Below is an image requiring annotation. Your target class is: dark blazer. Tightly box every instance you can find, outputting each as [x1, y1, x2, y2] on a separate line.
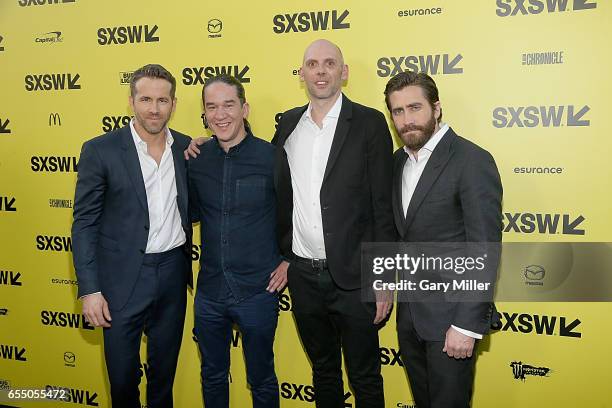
[72, 125, 192, 311]
[394, 127, 503, 340]
[272, 94, 396, 290]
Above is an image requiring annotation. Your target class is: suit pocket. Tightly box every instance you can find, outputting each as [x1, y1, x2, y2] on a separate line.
[98, 234, 119, 252]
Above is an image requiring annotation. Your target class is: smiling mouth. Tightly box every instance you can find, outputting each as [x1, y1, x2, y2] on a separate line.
[216, 122, 230, 129]
[315, 81, 328, 86]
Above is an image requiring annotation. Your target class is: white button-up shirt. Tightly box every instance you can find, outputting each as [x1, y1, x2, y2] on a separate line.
[130, 120, 185, 254]
[284, 94, 343, 259]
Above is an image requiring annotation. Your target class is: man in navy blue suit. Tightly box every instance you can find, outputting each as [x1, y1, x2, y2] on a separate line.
[72, 64, 192, 408]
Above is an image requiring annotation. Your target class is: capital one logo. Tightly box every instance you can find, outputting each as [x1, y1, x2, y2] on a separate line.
[492, 105, 590, 127]
[503, 212, 585, 235]
[273, 9, 350, 33]
[496, 0, 596, 16]
[182, 65, 250, 85]
[97, 24, 159, 45]
[377, 54, 463, 77]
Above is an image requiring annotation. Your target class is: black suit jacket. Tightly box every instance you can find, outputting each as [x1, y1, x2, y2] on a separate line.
[72, 125, 192, 311]
[394, 127, 502, 340]
[272, 94, 396, 289]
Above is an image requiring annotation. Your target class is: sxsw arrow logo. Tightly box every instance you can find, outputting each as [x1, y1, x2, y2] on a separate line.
[496, 0, 596, 16]
[492, 105, 590, 128]
[0, 196, 16, 211]
[377, 54, 463, 77]
[344, 391, 353, 407]
[0, 118, 10, 133]
[503, 212, 585, 235]
[0, 271, 22, 286]
[24, 73, 81, 91]
[0, 35, 4, 52]
[0, 344, 27, 361]
[273, 9, 350, 33]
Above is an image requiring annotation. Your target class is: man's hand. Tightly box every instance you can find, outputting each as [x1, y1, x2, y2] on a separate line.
[184, 137, 210, 159]
[82, 293, 112, 328]
[443, 326, 475, 359]
[267, 261, 289, 293]
[373, 289, 393, 324]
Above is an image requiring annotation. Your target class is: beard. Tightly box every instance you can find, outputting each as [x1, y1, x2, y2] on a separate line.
[399, 113, 437, 151]
[135, 114, 170, 136]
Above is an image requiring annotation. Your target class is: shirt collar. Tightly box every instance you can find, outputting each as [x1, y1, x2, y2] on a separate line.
[403, 122, 449, 158]
[129, 119, 173, 150]
[304, 93, 343, 122]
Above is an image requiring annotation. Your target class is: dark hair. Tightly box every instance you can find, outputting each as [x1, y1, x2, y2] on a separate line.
[202, 75, 250, 130]
[130, 64, 176, 99]
[384, 71, 442, 122]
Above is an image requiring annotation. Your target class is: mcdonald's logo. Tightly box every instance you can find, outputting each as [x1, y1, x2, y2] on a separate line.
[49, 112, 61, 126]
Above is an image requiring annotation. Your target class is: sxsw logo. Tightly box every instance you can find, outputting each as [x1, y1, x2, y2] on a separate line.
[49, 112, 61, 126]
[496, 0, 596, 16]
[102, 115, 131, 132]
[0, 35, 5, 52]
[36, 235, 73, 251]
[191, 244, 202, 261]
[380, 347, 403, 367]
[491, 312, 582, 338]
[35, 31, 63, 44]
[182, 65, 251, 85]
[45, 385, 99, 406]
[97, 24, 159, 45]
[492, 105, 590, 127]
[0, 270, 22, 286]
[41, 310, 94, 330]
[377, 54, 463, 77]
[25, 73, 81, 91]
[502, 212, 585, 235]
[0, 344, 26, 361]
[0, 117, 11, 133]
[273, 9, 350, 33]
[31, 156, 78, 172]
[18, 0, 76, 6]
[0, 196, 16, 212]
[279, 293, 292, 312]
[280, 382, 352, 406]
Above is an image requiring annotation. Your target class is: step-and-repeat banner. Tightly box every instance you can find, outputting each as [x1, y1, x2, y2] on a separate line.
[1, 1, 610, 407]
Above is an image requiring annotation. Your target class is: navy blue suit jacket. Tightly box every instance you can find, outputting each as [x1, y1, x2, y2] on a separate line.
[71, 125, 192, 311]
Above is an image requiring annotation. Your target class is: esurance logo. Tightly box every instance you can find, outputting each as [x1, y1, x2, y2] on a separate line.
[377, 54, 463, 77]
[492, 105, 590, 127]
[31, 156, 78, 172]
[35, 31, 63, 44]
[492, 312, 582, 338]
[25, 73, 81, 91]
[41, 310, 94, 330]
[182, 65, 250, 85]
[496, 0, 596, 17]
[97, 24, 159, 45]
[502, 212, 585, 235]
[18, 0, 76, 6]
[36, 235, 72, 252]
[273, 9, 350, 33]
[510, 361, 551, 381]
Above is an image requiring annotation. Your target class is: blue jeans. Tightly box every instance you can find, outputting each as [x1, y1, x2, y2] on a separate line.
[194, 286, 279, 408]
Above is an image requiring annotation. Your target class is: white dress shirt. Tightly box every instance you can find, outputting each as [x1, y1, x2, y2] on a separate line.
[401, 123, 482, 340]
[284, 94, 343, 259]
[130, 120, 186, 254]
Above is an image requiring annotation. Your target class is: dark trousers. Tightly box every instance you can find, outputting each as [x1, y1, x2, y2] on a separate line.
[103, 247, 188, 408]
[397, 305, 476, 408]
[193, 286, 280, 408]
[288, 261, 384, 408]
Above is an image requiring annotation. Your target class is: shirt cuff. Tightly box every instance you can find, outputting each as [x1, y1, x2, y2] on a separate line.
[80, 291, 101, 299]
[451, 325, 483, 339]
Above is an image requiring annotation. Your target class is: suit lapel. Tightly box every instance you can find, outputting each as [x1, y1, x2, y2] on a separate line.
[322, 94, 352, 184]
[120, 126, 149, 215]
[170, 131, 188, 226]
[403, 129, 455, 231]
[393, 151, 409, 237]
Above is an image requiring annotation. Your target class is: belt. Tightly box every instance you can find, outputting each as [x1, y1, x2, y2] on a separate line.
[292, 255, 328, 271]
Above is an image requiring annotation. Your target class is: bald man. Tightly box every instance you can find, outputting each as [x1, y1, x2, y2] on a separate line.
[271, 39, 396, 408]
